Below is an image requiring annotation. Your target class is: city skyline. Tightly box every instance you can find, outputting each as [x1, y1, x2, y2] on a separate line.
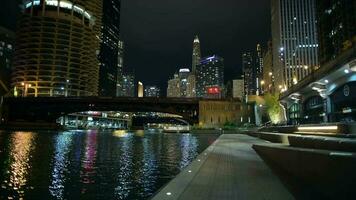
[1, 0, 271, 91]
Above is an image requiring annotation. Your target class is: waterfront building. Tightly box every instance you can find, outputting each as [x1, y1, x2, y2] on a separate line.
[137, 81, 144, 97]
[242, 52, 256, 96]
[271, 0, 319, 92]
[196, 55, 224, 98]
[0, 27, 15, 96]
[12, 0, 103, 97]
[198, 100, 256, 128]
[98, 0, 121, 96]
[145, 86, 160, 97]
[192, 35, 201, 74]
[262, 41, 274, 94]
[280, 0, 356, 124]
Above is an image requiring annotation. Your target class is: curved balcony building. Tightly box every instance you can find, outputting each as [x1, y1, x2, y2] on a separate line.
[12, 0, 102, 97]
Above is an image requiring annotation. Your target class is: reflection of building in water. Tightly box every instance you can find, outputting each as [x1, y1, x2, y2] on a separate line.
[115, 134, 133, 199]
[139, 138, 157, 195]
[5, 132, 36, 199]
[49, 132, 73, 199]
[80, 130, 98, 194]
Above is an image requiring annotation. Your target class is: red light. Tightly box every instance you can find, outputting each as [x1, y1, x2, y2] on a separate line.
[207, 87, 220, 94]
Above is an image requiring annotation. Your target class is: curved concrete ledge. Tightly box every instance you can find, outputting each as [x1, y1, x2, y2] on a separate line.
[253, 144, 356, 199]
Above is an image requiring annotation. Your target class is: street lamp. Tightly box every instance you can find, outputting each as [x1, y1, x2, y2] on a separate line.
[22, 83, 31, 97]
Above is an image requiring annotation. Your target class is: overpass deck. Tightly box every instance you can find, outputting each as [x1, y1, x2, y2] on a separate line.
[152, 134, 293, 200]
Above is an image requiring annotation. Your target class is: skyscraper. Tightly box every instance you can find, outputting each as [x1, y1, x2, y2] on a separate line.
[242, 52, 256, 96]
[179, 68, 190, 97]
[271, 0, 319, 91]
[192, 35, 201, 74]
[98, 0, 121, 96]
[145, 86, 160, 97]
[196, 55, 224, 98]
[256, 44, 263, 95]
[232, 79, 244, 100]
[316, 0, 356, 65]
[0, 27, 15, 96]
[121, 74, 135, 97]
[116, 40, 125, 96]
[137, 81, 143, 97]
[12, 0, 103, 97]
[186, 74, 196, 98]
[262, 41, 275, 94]
[167, 73, 180, 98]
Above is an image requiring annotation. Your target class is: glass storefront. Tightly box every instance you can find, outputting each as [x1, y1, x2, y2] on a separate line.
[330, 82, 356, 123]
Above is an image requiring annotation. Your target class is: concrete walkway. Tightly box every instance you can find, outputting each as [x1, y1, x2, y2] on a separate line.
[152, 134, 293, 200]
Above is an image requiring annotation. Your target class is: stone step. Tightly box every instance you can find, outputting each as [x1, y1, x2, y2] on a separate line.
[253, 143, 356, 199]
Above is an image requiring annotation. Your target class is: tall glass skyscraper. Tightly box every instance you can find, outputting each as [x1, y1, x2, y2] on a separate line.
[12, 0, 103, 97]
[192, 35, 201, 74]
[317, 0, 356, 65]
[256, 44, 263, 95]
[98, 0, 121, 97]
[242, 52, 255, 96]
[196, 55, 224, 98]
[271, 0, 319, 91]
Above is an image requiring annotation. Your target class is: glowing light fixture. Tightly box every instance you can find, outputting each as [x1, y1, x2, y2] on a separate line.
[298, 126, 338, 131]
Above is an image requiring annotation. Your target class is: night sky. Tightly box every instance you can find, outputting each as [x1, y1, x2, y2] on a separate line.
[1, 0, 271, 92]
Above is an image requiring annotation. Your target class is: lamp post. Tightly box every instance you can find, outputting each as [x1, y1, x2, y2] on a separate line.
[21, 82, 31, 97]
[260, 80, 265, 94]
[65, 79, 69, 97]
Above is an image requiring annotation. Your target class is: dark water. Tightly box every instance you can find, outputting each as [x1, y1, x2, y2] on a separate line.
[0, 130, 218, 200]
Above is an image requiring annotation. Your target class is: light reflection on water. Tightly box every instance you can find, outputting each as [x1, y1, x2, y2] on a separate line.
[0, 130, 218, 199]
[1, 132, 36, 200]
[49, 132, 73, 199]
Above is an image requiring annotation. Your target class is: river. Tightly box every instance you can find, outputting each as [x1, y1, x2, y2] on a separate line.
[0, 130, 219, 200]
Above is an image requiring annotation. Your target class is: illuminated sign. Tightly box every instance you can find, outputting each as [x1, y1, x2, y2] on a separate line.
[207, 86, 220, 94]
[179, 68, 190, 73]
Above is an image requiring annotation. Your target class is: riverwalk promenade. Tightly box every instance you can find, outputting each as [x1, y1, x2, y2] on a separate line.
[152, 134, 293, 200]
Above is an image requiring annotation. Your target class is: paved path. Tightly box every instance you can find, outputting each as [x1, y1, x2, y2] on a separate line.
[152, 134, 294, 200]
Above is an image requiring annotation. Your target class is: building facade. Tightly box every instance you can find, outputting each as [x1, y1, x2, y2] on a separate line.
[256, 44, 264, 95]
[12, 0, 103, 97]
[121, 74, 135, 97]
[145, 86, 160, 97]
[317, 0, 356, 65]
[242, 52, 256, 96]
[262, 41, 274, 94]
[232, 79, 244, 100]
[167, 73, 180, 97]
[137, 81, 143, 97]
[98, 0, 121, 96]
[186, 73, 196, 98]
[116, 40, 124, 96]
[196, 55, 224, 98]
[280, 0, 356, 124]
[271, 0, 319, 92]
[192, 35, 201, 74]
[0, 27, 15, 96]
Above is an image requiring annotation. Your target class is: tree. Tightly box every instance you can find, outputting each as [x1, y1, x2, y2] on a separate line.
[264, 93, 284, 124]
